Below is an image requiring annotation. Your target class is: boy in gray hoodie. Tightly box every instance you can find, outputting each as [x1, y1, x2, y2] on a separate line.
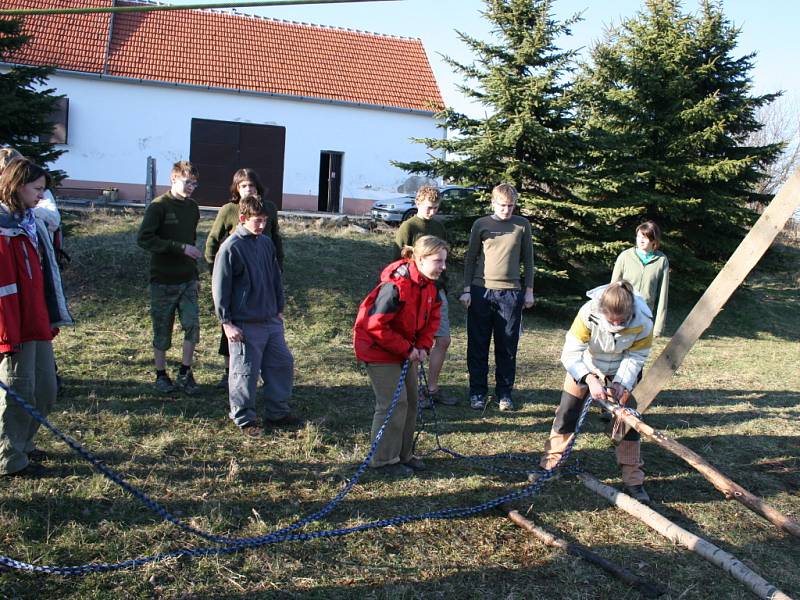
[212, 195, 296, 436]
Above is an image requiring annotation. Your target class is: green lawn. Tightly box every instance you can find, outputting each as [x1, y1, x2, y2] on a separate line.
[0, 210, 798, 599]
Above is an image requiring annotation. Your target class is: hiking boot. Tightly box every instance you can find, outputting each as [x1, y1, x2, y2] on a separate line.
[376, 463, 414, 478]
[265, 414, 302, 428]
[4, 462, 46, 478]
[154, 373, 176, 394]
[175, 368, 199, 395]
[28, 449, 48, 462]
[402, 457, 427, 471]
[240, 421, 264, 437]
[624, 484, 651, 505]
[215, 370, 229, 390]
[429, 388, 458, 406]
[498, 396, 515, 412]
[470, 394, 486, 410]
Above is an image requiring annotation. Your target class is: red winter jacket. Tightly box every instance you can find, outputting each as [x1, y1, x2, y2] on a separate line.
[353, 258, 441, 364]
[0, 227, 53, 353]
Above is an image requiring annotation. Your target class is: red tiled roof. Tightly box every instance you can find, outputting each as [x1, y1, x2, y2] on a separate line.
[0, 0, 444, 112]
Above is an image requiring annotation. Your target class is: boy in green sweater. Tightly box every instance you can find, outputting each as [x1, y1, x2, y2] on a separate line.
[393, 186, 455, 406]
[137, 160, 202, 395]
[459, 184, 535, 412]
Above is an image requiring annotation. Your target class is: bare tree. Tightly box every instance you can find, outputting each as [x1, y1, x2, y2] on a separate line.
[750, 93, 800, 195]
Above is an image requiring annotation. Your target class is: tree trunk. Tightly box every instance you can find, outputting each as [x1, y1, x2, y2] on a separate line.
[579, 473, 794, 600]
[596, 396, 800, 540]
[503, 506, 665, 597]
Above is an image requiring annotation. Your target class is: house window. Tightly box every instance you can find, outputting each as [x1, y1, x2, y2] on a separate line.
[41, 97, 69, 144]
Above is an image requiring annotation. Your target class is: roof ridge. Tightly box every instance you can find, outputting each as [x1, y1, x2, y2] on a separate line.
[121, 0, 422, 42]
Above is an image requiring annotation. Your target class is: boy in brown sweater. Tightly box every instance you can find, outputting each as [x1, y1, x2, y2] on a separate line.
[459, 184, 534, 411]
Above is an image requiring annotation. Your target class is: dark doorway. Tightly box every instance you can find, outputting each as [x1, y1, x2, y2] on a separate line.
[190, 118, 286, 208]
[318, 151, 343, 212]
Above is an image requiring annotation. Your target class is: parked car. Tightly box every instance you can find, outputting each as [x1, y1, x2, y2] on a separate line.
[371, 186, 478, 224]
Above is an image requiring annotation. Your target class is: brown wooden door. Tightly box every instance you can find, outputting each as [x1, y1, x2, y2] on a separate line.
[190, 118, 286, 208]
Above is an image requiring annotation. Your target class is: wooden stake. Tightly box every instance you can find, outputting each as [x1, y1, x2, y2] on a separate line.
[503, 506, 665, 597]
[596, 396, 800, 540]
[632, 170, 800, 417]
[579, 473, 794, 600]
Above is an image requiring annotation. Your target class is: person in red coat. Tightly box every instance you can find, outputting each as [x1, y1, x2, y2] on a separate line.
[353, 235, 448, 477]
[0, 159, 72, 476]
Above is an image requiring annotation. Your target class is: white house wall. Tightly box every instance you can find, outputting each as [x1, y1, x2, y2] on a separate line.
[43, 73, 441, 212]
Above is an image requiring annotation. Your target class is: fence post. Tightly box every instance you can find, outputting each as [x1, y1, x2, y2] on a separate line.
[145, 156, 156, 205]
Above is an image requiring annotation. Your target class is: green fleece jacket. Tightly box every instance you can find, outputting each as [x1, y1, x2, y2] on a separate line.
[463, 215, 534, 290]
[204, 200, 283, 269]
[393, 215, 448, 290]
[137, 192, 200, 284]
[611, 246, 669, 337]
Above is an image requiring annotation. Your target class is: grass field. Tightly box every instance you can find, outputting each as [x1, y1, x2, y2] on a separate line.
[0, 210, 798, 599]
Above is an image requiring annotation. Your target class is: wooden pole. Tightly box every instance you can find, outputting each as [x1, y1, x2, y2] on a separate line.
[596, 396, 800, 540]
[503, 507, 666, 597]
[632, 170, 800, 417]
[579, 473, 794, 600]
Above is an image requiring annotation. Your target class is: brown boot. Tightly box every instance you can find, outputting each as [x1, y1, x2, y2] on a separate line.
[616, 439, 645, 486]
[540, 431, 574, 470]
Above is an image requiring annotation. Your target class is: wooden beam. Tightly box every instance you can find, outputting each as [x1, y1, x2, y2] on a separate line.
[633, 169, 800, 415]
[579, 473, 794, 600]
[596, 395, 800, 540]
[503, 506, 666, 597]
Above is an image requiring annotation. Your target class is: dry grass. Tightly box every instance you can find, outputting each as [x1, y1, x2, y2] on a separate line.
[0, 210, 797, 599]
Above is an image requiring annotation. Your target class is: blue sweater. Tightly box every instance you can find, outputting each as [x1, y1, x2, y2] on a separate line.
[212, 225, 284, 324]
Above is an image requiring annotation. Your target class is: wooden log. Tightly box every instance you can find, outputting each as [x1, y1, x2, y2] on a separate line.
[503, 506, 666, 597]
[632, 170, 800, 417]
[579, 473, 794, 600]
[596, 396, 800, 540]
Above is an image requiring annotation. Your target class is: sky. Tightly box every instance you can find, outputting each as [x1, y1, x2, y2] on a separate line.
[166, 0, 800, 118]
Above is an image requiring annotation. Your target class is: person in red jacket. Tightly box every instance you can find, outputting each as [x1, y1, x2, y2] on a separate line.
[353, 235, 448, 477]
[0, 159, 72, 476]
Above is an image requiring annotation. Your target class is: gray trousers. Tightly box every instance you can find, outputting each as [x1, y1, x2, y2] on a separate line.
[0, 341, 57, 474]
[228, 320, 294, 427]
[366, 361, 418, 468]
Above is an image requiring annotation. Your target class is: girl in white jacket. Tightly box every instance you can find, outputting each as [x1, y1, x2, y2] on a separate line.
[538, 281, 654, 503]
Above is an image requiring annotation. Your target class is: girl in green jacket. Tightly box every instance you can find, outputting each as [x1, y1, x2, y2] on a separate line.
[611, 221, 669, 337]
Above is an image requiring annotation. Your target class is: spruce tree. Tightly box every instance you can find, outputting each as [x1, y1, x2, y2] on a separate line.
[395, 0, 611, 291]
[575, 0, 781, 284]
[0, 17, 65, 170]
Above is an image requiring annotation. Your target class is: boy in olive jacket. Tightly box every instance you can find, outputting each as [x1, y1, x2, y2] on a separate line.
[137, 160, 202, 395]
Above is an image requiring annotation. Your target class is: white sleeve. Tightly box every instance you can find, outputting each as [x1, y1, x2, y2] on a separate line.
[34, 190, 61, 233]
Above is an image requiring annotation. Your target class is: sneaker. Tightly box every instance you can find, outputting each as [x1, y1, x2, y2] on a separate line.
[175, 368, 199, 395]
[215, 370, 229, 390]
[470, 394, 486, 410]
[428, 388, 458, 406]
[402, 457, 427, 471]
[624, 484, 651, 505]
[154, 373, 176, 394]
[265, 414, 302, 428]
[240, 421, 264, 437]
[498, 396, 515, 412]
[377, 463, 414, 478]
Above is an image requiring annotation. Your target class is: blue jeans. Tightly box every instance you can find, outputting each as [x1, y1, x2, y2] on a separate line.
[466, 285, 523, 398]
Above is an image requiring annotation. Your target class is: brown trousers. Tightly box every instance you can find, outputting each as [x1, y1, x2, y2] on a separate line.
[366, 362, 418, 468]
